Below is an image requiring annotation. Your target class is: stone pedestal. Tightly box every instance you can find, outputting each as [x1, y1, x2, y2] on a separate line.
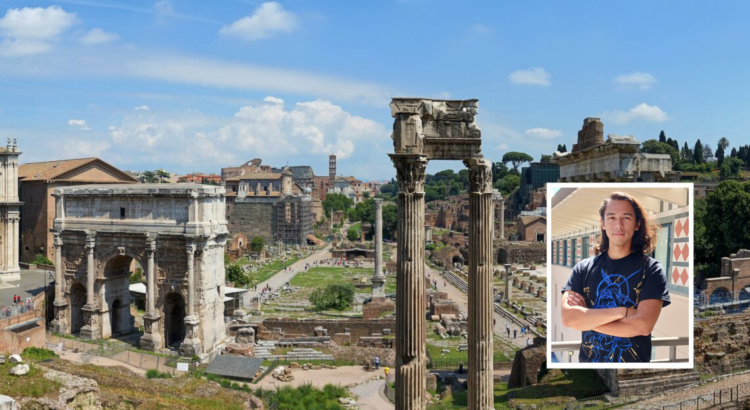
[466, 157, 494, 410]
[179, 315, 202, 356]
[79, 304, 100, 340]
[50, 299, 68, 334]
[140, 312, 163, 351]
[391, 154, 428, 410]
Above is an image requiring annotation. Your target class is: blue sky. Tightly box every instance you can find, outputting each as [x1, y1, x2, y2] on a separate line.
[1, 1, 748, 180]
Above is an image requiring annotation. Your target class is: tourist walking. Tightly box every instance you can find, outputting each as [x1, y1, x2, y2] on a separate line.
[505, 323, 510, 337]
[513, 329, 517, 339]
[374, 356, 380, 370]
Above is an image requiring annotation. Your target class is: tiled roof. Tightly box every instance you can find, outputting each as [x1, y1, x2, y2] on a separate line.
[205, 356, 262, 380]
[519, 215, 546, 226]
[19, 158, 138, 182]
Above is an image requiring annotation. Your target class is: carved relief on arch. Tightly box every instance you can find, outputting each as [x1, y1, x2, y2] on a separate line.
[63, 243, 85, 275]
[156, 242, 188, 279]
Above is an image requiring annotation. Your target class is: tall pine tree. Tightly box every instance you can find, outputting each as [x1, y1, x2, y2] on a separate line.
[694, 139, 704, 164]
[659, 130, 667, 143]
[716, 145, 725, 167]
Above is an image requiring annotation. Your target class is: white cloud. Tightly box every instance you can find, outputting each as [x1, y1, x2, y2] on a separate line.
[509, 67, 551, 86]
[263, 96, 284, 104]
[602, 103, 669, 125]
[525, 128, 563, 139]
[125, 54, 391, 105]
[614, 72, 657, 90]
[496, 143, 509, 150]
[134, 105, 150, 110]
[0, 6, 77, 56]
[105, 98, 388, 169]
[67, 119, 91, 131]
[79, 28, 119, 45]
[220, 2, 298, 41]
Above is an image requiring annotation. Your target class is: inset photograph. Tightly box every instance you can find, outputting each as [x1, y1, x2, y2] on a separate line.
[547, 183, 693, 368]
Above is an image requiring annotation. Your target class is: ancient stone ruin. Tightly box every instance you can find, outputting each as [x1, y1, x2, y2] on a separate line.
[50, 184, 228, 356]
[363, 198, 395, 319]
[390, 98, 494, 409]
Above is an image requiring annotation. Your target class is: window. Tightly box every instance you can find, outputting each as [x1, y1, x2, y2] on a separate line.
[582, 236, 589, 259]
[653, 223, 671, 276]
[536, 233, 544, 242]
[120, 207, 125, 219]
[563, 240, 568, 267]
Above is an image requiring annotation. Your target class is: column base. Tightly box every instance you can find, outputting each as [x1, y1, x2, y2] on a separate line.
[80, 304, 100, 340]
[51, 299, 69, 334]
[140, 312, 163, 351]
[179, 316, 201, 356]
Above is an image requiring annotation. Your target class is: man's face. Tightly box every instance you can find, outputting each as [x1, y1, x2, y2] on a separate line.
[601, 199, 640, 248]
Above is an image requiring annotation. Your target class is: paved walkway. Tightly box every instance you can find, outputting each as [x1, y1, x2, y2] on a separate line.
[0, 268, 51, 307]
[57, 349, 147, 376]
[254, 365, 378, 389]
[424, 263, 530, 350]
[349, 377, 394, 409]
[244, 243, 333, 307]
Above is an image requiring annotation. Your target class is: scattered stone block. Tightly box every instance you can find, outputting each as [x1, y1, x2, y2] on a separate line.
[10, 364, 29, 376]
[426, 374, 437, 391]
[8, 355, 22, 364]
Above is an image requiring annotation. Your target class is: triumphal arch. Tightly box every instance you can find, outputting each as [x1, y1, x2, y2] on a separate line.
[49, 184, 228, 356]
[390, 98, 495, 410]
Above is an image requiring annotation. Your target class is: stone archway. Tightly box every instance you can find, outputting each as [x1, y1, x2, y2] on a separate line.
[69, 282, 87, 334]
[710, 287, 731, 304]
[102, 255, 136, 338]
[740, 288, 750, 302]
[164, 292, 187, 348]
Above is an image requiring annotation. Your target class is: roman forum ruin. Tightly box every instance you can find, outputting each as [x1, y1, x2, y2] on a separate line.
[390, 98, 494, 410]
[49, 183, 229, 356]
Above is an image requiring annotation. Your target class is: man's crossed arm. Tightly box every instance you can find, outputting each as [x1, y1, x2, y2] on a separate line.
[561, 290, 663, 338]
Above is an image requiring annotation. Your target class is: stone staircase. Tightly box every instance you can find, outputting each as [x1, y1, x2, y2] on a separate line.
[253, 342, 334, 361]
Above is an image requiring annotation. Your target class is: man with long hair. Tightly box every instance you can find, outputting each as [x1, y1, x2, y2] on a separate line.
[560, 192, 670, 363]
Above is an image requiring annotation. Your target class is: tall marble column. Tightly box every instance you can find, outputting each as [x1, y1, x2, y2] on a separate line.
[80, 232, 100, 339]
[371, 198, 386, 298]
[51, 231, 68, 333]
[141, 237, 162, 350]
[390, 154, 428, 410]
[465, 157, 494, 410]
[180, 241, 201, 356]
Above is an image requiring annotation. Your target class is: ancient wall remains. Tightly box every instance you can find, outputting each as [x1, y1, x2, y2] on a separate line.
[260, 318, 395, 343]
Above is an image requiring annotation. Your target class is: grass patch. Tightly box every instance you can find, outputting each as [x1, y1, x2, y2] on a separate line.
[429, 370, 608, 409]
[291, 267, 396, 294]
[248, 256, 301, 285]
[145, 369, 173, 379]
[255, 382, 349, 410]
[0, 360, 61, 398]
[22, 347, 57, 361]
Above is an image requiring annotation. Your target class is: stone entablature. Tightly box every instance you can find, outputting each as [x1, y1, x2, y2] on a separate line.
[554, 118, 679, 182]
[51, 183, 228, 356]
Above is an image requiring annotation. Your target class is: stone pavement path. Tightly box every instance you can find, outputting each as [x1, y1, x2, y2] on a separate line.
[424, 263, 529, 350]
[349, 377, 394, 409]
[244, 243, 333, 306]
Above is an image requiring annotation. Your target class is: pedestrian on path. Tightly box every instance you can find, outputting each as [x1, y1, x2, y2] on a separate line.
[384, 366, 389, 378]
[513, 329, 517, 339]
[526, 338, 531, 346]
[506, 323, 510, 337]
[374, 356, 380, 370]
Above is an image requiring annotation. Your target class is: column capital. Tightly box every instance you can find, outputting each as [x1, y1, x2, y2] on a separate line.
[53, 232, 63, 248]
[464, 157, 493, 194]
[85, 234, 96, 251]
[373, 198, 383, 206]
[186, 242, 197, 255]
[146, 238, 156, 254]
[389, 154, 428, 194]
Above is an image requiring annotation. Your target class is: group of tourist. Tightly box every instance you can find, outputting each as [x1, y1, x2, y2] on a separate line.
[505, 323, 532, 346]
[0, 294, 33, 318]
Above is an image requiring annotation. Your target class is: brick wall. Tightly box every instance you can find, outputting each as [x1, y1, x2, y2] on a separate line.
[227, 200, 276, 245]
[20, 181, 48, 262]
[260, 318, 396, 343]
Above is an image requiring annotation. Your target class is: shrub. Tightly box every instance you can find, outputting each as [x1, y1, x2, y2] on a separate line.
[145, 369, 172, 379]
[250, 236, 264, 252]
[22, 347, 57, 361]
[226, 264, 250, 287]
[32, 254, 53, 266]
[309, 283, 355, 311]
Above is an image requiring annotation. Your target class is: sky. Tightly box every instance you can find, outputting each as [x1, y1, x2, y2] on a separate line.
[1, 1, 749, 181]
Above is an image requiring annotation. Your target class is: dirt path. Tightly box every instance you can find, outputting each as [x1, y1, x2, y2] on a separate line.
[253, 365, 380, 390]
[57, 349, 147, 376]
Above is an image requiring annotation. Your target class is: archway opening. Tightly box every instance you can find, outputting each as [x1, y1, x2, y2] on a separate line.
[70, 282, 87, 335]
[710, 287, 732, 305]
[164, 292, 187, 348]
[739, 287, 750, 302]
[103, 255, 142, 342]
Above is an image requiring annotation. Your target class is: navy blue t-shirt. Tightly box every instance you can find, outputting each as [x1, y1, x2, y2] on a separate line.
[561, 252, 670, 363]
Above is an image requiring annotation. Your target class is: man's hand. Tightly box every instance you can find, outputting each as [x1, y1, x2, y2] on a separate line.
[593, 299, 663, 338]
[561, 290, 628, 331]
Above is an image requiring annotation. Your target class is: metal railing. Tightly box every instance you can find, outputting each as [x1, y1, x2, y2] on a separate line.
[550, 336, 690, 362]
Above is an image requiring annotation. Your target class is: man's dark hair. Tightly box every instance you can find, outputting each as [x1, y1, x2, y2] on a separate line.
[594, 191, 659, 256]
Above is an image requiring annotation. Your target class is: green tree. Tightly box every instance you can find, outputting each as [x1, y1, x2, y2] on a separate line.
[157, 169, 170, 183]
[226, 264, 250, 287]
[362, 191, 370, 199]
[561, 144, 567, 153]
[731, 147, 738, 158]
[702, 181, 750, 265]
[502, 152, 534, 173]
[32, 254, 53, 266]
[539, 154, 552, 163]
[382, 204, 397, 240]
[495, 174, 520, 196]
[658, 130, 667, 143]
[716, 145, 725, 167]
[347, 225, 360, 241]
[322, 193, 353, 217]
[694, 139, 704, 164]
[310, 283, 355, 311]
[348, 199, 375, 224]
[718, 137, 730, 151]
[719, 157, 743, 178]
[641, 139, 679, 163]
[141, 171, 159, 183]
[250, 236, 264, 252]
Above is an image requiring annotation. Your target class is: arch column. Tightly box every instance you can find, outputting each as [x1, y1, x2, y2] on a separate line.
[465, 157, 494, 410]
[180, 241, 201, 356]
[51, 231, 68, 333]
[390, 154, 428, 410]
[141, 237, 162, 350]
[80, 232, 100, 339]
